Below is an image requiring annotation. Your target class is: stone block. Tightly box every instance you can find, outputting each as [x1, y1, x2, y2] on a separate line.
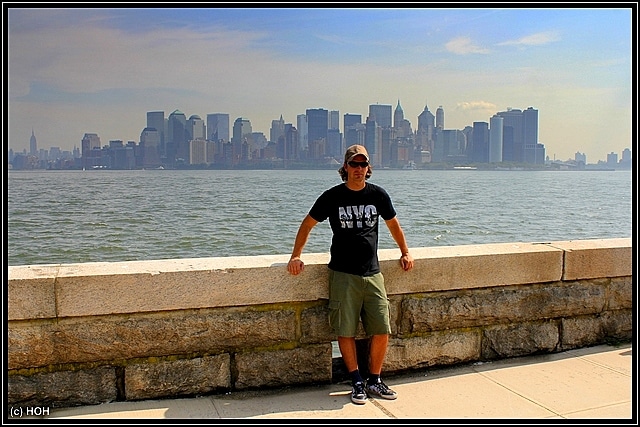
[50, 253, 331, 317]
[561, 315, 608, 350]
[8, 366, 117, 407]
[481, 320, 559, 359]
[125, 354, 231, 400]
[384, 330, 481, 372]
[299, 304, 334, 344]
[560, 310, 631, 350]
[400, 281, 607, 334]
[608, 276, 632, 310]
[7, 265, 58, 320]
[548, 238, 632, 280]
[235, 345, 332, 389]
[9, 308, 297, 370]
[379, 242, 563, 294]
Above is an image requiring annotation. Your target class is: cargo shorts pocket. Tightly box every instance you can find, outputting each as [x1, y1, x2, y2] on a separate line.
[328, 299, 341, 332]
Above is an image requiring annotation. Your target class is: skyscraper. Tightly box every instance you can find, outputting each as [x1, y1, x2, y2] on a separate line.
[417, 102, 435, 153]
[306, 108, 328, 158]
[489, 115, 503, 163]
[471, 121, 489, 163]
[297, 114, 308, 151]
[146, 111, 166, 156]
[29, 130, 37, 155]
[522, 107, 544, 164]
[436, 106, 444, 130]
[343, 113, 362, 148]
[496, 108, 523, 163]
[140, 127, 161, 168]
[368, 104, 392, 129]
[81, 133, 101, 169]
[206, 113, 230, 143]
[232, 117, 252, 162]
[393, 100, 404, 128]
[270, 115, 285, 145]
[167, 110, 187, 164]
[329, 110, 340, 131]
[187, 115, 205, 141]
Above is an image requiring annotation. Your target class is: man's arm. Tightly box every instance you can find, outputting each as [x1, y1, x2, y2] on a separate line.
[287, 214, 319, 275]
[385, 216, 414, 271]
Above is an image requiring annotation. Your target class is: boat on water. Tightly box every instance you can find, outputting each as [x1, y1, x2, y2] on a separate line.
[453, 166, 477, 170]
[402, 161, 416, 170]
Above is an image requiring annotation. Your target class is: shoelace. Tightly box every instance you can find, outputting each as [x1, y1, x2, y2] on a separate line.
[371, 381, 391, 393]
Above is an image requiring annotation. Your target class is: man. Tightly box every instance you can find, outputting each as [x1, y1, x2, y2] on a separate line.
[287, 144, 414, 405]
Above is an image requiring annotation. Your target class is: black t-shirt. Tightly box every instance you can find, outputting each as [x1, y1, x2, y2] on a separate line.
[309, 182, 397, 276]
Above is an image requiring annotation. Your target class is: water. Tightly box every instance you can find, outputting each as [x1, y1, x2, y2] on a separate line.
[7, 169, 633, 267]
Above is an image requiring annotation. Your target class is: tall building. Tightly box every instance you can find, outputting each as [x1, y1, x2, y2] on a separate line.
[283, 123, 298, 161]
[368, 104, 392, 128]
[306, 108, 328, 158]
[81, 133, 102, 169]
[146, 111, 166, 156]
[207, 113, 229, 163]
[496, 106, 543, 164]
[471, 122, 489, 163]
[522, 107, 544, 164]
[296, 114, 308, 151]
[436, 106, 444, 130]
[364, 115, 381, 165]
[140, 127, 161, 168]
[189, 139, 207, 165]
[496, 108, 523, 163]
[187, 115, 206, 141]
[270, 115, 285, 145]
[329, 110, 340, 131]
[344, 113, 361, 130]
[206, 113, 230, 143]
[167, 110, 187, 164]
[417, 102, 435, 153]
[393, 100, 404, 128]
[232, 117, 252, 162]
[343, 113, 362, 148]
[489, 115, 503, 163]
[393, 100, 413, 138]
[29, 130, 37, 155]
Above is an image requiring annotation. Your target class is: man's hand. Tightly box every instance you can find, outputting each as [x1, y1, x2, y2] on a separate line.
[400, 253, 414, 271]
[288, 257, 305, 275]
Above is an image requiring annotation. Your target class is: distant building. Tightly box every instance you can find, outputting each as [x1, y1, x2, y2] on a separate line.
[30, 130, 37, 155]
[368, 104, 392, 129]
[306, 108, 328, 158]
[489, 115, 503, 163]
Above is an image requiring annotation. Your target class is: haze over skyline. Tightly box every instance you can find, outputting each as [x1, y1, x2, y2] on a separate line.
[7, 6, 633, 162]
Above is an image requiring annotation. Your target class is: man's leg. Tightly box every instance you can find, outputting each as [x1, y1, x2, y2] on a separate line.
[339, 336, 368, 404]
[338, 336, 358, 372]
[368, 334, 389, 375]
[366, 334, 397, 400]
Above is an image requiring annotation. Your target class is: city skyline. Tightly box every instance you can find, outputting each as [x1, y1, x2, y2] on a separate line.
[7, 7, 633, 162]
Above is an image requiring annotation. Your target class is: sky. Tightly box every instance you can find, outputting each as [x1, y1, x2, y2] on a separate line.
[6, 6, 635, 163]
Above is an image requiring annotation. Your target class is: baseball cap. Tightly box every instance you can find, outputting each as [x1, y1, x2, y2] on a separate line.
[344, 145, 369, 163]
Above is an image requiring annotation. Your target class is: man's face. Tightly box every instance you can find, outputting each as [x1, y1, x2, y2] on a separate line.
[346, 154, 369, 180]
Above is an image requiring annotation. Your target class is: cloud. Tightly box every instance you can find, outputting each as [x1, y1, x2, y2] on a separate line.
[455, 101, 497, 111]
[497, 31, 561, 47]
[445, 37, 490, 55]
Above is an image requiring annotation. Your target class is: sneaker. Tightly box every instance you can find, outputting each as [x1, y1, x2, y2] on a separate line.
[351, 381, 368, 404]
[366, 379, 397, 400]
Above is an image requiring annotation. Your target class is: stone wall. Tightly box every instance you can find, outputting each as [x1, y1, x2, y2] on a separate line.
[8, 238, 632, 409]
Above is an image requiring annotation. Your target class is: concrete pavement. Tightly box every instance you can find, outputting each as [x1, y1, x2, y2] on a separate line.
[36, 343, 633, 420]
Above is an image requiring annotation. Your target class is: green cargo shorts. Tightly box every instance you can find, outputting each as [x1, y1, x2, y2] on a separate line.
[328, 269, 391, 337]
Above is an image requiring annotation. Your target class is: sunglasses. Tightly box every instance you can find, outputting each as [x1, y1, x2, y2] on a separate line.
[347, 161, 369, 168]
